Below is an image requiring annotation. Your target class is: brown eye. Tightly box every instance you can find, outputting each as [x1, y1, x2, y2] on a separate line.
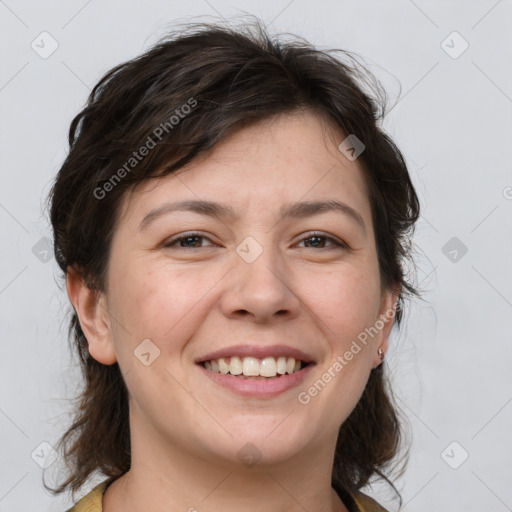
[163, 233, 214, 249]
[297, 233, 347, 250]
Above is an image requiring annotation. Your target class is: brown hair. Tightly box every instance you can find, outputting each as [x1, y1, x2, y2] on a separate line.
[46, 18, 420, 506]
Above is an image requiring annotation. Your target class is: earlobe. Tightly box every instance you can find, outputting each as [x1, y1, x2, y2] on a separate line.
[66, 266, 117, 365]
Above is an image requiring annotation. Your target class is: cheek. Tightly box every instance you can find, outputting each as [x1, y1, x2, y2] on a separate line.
[109, 260, 221, 354]
[304, 264, 381, 345]
[298, 265, 380, 412]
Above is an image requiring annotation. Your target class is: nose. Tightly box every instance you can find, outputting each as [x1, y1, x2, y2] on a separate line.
[219, 243, 301, 324]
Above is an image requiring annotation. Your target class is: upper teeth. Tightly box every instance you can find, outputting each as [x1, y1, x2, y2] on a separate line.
[203, 356, 303, 377]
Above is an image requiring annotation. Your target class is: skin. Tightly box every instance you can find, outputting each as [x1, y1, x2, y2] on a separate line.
[67, 110, 398, 512]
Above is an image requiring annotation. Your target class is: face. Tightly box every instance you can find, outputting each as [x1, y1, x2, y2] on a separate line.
[78, 110, 396, 468]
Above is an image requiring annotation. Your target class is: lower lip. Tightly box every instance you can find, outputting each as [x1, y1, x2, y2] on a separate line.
[197, 363, 315, 398]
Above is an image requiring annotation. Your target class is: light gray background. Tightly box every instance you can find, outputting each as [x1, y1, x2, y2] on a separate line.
[1, 1, 511, 511]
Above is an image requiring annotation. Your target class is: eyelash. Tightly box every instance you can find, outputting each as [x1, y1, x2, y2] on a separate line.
[163, 232, 348, 250]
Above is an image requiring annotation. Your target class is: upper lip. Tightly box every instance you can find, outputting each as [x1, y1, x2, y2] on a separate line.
[195, 344, 316, 364]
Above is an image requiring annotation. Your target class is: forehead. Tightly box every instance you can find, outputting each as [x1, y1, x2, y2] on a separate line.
[118, 110, 372, 229]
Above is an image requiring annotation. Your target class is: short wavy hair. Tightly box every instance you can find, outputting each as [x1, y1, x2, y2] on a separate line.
[47, 18, 420, 506]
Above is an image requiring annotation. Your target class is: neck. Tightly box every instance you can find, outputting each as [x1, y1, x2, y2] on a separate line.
[102, 414, 349, 512]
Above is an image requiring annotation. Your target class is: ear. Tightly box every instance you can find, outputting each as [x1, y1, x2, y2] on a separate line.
[372, 283, 400, 368]
[66, 266, 117, 365]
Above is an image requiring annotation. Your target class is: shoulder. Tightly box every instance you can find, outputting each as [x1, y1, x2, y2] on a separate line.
[333, 482, 389, 512]
[65, 480, 109, 512]
[65, 478, 388, 512]
[351, 490, 390, 512]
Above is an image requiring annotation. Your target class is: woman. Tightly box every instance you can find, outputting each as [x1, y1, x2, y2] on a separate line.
[47, 19, 420, 512]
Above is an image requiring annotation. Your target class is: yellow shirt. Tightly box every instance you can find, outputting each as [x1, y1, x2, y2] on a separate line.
[66, 479, 389, 512]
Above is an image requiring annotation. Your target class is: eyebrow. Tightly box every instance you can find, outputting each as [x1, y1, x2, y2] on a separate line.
[138, 199, 367, 234]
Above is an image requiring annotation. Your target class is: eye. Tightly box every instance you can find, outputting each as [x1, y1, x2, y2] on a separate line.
[296, 232, 348, 250]
[163, 232, 215, 249]
[162, 231, 349, 250]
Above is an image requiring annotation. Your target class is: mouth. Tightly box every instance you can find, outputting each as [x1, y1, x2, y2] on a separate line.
[197, 359, 314, 398]
[199, 356, 311, 379]
[195, 345, 316, 398]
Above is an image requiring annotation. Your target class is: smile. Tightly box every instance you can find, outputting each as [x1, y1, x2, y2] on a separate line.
[197, 359, 315, 398]
[202, 356, 308, 378]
